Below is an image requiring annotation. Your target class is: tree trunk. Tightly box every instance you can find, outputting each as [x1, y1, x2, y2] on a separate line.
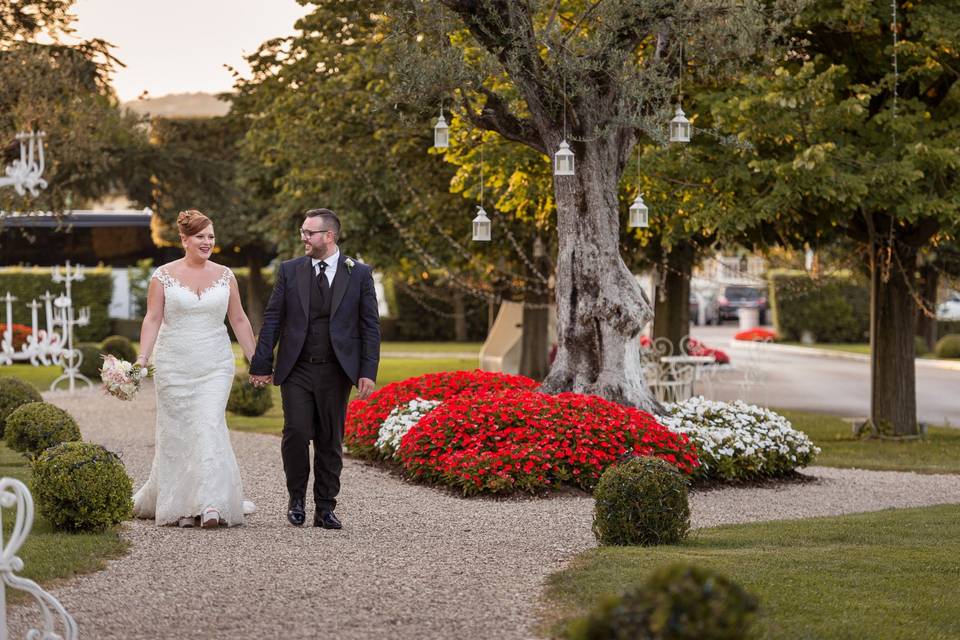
[652, 242, 694, 354]
[452, 291, 467, 342]
[915, 263, 938, 353]
[539, 139, 658, 413]
[870, 240, 918, 436]
[520, 247, 552, 381]
[245, 249, 267, 336]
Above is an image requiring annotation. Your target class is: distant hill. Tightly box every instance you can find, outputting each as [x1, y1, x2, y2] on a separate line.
[123, 92, 231, 118]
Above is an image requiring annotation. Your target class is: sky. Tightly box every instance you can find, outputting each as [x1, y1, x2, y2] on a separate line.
[69, 0, 311, 102]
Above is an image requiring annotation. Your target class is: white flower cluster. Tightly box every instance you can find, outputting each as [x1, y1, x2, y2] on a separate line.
[657, 396, 821, 481]
[375, 398, 441, 458]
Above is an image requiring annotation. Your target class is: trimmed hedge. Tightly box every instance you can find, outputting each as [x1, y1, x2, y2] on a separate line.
[0, 376, 43, 437]
[5, 401, 82, 455]
[101, 335, 137, 363]
[565, 564, 758, 640]
[768, 269, 869, 343]
[227, 375, 273, 416]
[74, 342, 103, 380]
[935, 334, 960, 359]
[31, 441, 133, 532]
[0, 266, 113, 342]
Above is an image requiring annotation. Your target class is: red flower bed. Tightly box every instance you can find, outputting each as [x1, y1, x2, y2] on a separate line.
[345, 369, 538, 458]
[397, 388, 699, 495]
[734, 327, 778, 342]
[0, 323, 32, 350]
[639, 335, 730, 364]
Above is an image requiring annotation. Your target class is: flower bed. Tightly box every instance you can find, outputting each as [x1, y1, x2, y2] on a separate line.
[734, 328, 778, 342]
[0, 323, 32, 350]
[657, 397, 819, 481]
[345, 370, 538, 458]
[398, 389, 698, 495]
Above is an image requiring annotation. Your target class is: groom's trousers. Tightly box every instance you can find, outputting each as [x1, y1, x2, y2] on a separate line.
[280, 359, 352, 510]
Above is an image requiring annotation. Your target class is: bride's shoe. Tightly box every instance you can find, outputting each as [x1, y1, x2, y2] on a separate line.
[178, 516, 196, 528]
[200, 507, 221, 529]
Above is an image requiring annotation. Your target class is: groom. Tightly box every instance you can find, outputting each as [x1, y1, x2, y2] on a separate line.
[249, 208, 380, 529]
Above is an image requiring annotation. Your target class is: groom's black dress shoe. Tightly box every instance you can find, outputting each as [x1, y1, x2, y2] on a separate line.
[287, 497, 306, 526]
[314, 510, 342, 530]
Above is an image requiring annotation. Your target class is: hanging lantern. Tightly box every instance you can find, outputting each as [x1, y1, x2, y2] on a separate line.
[554, 140, 575, 176]
[669, 105, 691, 143]
[628, 193, 649, 228]
[434, 113, 449, 148]
[472, 206, 491, 242]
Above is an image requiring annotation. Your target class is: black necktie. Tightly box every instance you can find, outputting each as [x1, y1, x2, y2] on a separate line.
[316, 261, 330, 294]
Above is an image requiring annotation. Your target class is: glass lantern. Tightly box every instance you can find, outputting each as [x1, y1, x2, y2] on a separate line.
[628, 193, 649, 228]
[472, 206, 491, 241]
[434, 114, 449, 148]
[669, 105, 691, 143]
[554, 140, 575, 176]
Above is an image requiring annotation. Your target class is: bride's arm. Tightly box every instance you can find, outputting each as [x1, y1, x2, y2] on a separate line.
[226, 277, 257, 362]
[137, 277, 165, 366]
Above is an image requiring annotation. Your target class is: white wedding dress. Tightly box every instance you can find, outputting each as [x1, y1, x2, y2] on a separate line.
[133, 265, 255, 526]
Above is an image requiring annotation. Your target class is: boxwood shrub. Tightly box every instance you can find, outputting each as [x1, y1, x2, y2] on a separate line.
[592, 456, 690, 546]
[31, 441, 133, 532]
[0, 376, 42, 437]
[5, 401, 82, 455]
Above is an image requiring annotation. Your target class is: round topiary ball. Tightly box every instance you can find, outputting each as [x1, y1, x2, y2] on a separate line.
[226, 375, 273, 416]
[31, 441, 133, 532]
[101, 335, 138, 363]
[67, 342, 103, 380]
[5, 402, 82, 455]
[935, 334, 960, 359]
[592, 456, 690, 546]
[565, 563, 758, 640]
[0, 376, 43, 438]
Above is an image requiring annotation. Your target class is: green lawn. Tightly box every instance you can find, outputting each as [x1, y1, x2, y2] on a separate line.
[543, 504, 960, 640]
[381, 341, 482, 353]
[228, 357, 478, 435]
[0, 444, 129, 602]
[2, 363, 61, 390]
[780, 341, 872, 355]
[781, 409, 960, 474]
[779, 341, 958, 361]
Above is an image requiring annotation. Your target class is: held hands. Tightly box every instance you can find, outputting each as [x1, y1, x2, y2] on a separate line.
[249, 374, 273, 388]
[357, 377, 375, 400]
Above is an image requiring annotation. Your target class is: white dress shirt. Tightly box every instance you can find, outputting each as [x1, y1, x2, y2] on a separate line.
[312, 249, 339, 287]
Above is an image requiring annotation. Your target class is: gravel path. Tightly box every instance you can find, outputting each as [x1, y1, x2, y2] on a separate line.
[9, 384, 960, 639]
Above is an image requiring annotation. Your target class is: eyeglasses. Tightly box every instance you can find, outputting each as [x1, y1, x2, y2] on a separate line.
[299, 228, 332, 239]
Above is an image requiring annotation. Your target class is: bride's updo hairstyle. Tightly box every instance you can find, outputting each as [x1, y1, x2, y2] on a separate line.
[177, 210, 212, 237]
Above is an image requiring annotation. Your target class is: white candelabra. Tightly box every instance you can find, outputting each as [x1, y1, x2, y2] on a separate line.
[0, 262, 91, 393]
[0, 478, 78, 640]
[0, 132, 47, 197]
[49, 262, 92, 393]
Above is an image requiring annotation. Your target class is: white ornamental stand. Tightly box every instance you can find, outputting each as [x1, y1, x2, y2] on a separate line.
[48, 262, 92, 393]
[0, 132, 47, 197]
[0, 478, 78, 640]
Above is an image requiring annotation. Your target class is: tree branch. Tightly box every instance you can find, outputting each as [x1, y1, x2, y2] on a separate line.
[460, 86, 546, 154]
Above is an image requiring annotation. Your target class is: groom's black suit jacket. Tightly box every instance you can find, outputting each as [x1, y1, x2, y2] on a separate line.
[250, 253, 381, 386]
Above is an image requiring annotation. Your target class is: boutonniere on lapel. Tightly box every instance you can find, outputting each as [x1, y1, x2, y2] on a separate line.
[344, 257, 355, 273]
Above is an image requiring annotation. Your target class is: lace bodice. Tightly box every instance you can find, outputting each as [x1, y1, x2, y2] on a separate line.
[153, 265, 234, 332]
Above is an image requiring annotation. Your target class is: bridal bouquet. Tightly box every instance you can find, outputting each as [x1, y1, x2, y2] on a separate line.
[100, 355, 151, 401]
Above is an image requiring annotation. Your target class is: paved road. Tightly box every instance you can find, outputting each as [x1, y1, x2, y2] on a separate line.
[689, 325, 960, 427]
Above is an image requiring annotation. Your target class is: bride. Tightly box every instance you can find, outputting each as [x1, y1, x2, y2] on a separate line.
[133, 210, 258, 528]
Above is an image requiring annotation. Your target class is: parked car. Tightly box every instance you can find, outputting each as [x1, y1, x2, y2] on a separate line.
[690, 290, 720, 326]
[717, 285, 768, 325]
[937, 292, 960, 321]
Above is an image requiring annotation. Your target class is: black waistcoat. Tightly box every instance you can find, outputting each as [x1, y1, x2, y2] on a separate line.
[299, 270, 335, 361]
